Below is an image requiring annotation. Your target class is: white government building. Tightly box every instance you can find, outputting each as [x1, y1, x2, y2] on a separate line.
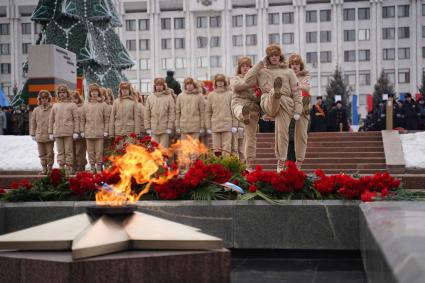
[0, 0, 424, 117]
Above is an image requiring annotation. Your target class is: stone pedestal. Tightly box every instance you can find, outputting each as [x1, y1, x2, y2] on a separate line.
[0, 249, 230, 283]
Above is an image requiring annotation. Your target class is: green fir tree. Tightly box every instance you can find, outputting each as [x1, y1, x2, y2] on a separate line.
[325, 67, 350, 108]
[373, 71, 395, 107]
[418, 72, 425, 98]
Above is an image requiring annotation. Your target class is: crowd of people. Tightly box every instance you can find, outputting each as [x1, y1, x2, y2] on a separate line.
[362, 94, 425, 131]
[0, 105, 30, 136]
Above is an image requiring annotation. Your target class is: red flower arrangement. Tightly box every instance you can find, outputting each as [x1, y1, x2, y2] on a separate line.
[69, 172, 104, 197]
[50, 169, 64, 187]
[10, 179, 32, 190]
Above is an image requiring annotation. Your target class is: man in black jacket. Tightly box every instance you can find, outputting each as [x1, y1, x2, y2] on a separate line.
[328, 101, 349, 132]
[403, 93, 419, 130]
[310, 96, 327, 132]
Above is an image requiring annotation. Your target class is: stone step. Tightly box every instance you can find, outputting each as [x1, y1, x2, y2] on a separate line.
[307, 136, 382, 142]
[306, 147, 384, 153]
[305, 152, 385, 158]
[303, 158, 387, 164]
[255, 164, 388, 174]
[308, 131, 382, 137]
[0, 175, 43, 188]
[301, 163, 386, 170]
[307, 141, 383, 148]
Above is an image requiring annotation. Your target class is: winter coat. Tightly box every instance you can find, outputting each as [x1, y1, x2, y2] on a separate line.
[230, 74, 261, 114]
[403, 100, 420, 130]
[109, 97, 141, 137]
[0, 111, 6, 135]
[30, 104, 52, 142]
[144, 89, 176, 135]
[138, 103, 146, 133]
[295, 70, 311, 116]
[328, 108, 349, 132]
[250, 60, 302, 115]
[175, 89, 205, 133]
[11, 110, 29, 135]
[206, 87, 237, 132]
[310, 104, 327, 132]
[81, 99, 110, 139]
[48, 101, 79, 137]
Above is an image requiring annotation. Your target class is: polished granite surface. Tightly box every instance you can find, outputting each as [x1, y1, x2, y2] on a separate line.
[231, 250, 366, 283]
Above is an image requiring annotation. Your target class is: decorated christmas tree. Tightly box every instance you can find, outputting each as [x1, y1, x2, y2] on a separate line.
[31, 0, 134, 94]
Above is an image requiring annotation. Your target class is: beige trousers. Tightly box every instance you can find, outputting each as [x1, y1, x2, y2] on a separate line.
[295, 114, 309, 162]
[103, 138, 113, 158]
[234, 104, 260, 163]
[74, 139, 87, 170]
[232, 133, 244, 160]
[181, 132, 200, 141]
[152, 134, 170, 148]
[37, 142, 54, 168]
[56, 136, 74, 167]
[86, 138, 104, 166]
[212, 132, 232, 155]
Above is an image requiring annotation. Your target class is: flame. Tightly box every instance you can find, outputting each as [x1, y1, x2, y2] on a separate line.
[96, 135, 208, 206]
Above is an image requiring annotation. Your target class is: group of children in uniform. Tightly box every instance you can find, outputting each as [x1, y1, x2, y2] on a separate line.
[31, 43, 310, 174]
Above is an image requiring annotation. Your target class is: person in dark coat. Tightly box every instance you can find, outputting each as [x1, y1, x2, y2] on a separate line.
[327, 101, 349, 132]
[310, 96, 327, 132]
[417, 98, 425, 130]
[393, 100, 405, 129]
[11, 104, 29, 135]
[375, 102, 387, 130]
[364, 111, 376, 131]
[165, 70, 182, 95]
[403, 93, 419, 130]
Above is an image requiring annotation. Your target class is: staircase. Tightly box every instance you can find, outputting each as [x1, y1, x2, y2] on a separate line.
[255, 131, 388, 174]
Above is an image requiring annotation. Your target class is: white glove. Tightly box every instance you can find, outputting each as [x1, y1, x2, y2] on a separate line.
[176, 128, 181, 134]
[80, 133, 85, 138]
[166, 129, 172, 135]
[31, 136, 36, 141]
[147, 130, 152, 135]
[200, 128, 205, 134]
[231, 127, 238, 134]
[49, 134, 54, 141]
[237, 127, 244, 135]
[293, 113, 301, 121]
[73, 133, 79, 140]
[103, 132, 108, 137]
[207, 129, 212, 135]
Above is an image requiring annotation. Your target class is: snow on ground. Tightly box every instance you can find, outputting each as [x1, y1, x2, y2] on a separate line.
[400, 132, 425, 169]
[0, 135, 59, 171]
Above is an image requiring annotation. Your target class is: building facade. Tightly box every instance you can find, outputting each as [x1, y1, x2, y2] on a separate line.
[0, 0, 424, 117]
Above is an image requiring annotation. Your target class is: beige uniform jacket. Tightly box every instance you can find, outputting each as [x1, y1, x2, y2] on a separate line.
[30, 104, 52, 142]
[175, 90, 205, 133]
[138, 103, 146, 133]
[81, 99, 110, 139]
[296, 70, 311, 116]
[205, 87, 238, 132]
[109, 97, 141, 136]
[144, 90, 176, 135]
[48, 100, 79, 137]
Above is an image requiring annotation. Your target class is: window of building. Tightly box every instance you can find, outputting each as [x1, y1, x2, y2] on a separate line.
[344, 73, 356, 86]
[210, 16, 221, 28]
[248, 55, 257, 64]
[269, 13, 279, 25]
[398, 47, 410, 59]
[320, 31, 331, 43]
[246, 34, 257, 46]
[232, 56, 240, 67]
[321, 76, 331, 87]
[161, 18, 171, 30]
[320, 51, 332, 63]
[140, 58, 150, 70]
[246, 14, 257, 26]
[198, 56, 208, 68]
[383, 6, 395, 18]
[359, 72, 371, 86]
[196, 16, 207, 28]
[139, 19, 149, 31]
[358, 29, 370, 41]
[34, 24, 42, 34]
[306, 31, 317, 43]
[398, 69, 410, 83]
[423, 4, 425, 16]
[343, 8, 355, 21]
[423, 47, 425, 58]
[282, 12, 294, 24]
[398, 27, 409, 39]
[358, 8, 370, 20]
[383, 69, 395, 84]
[382, 28, 395, 39]
[0, 43, 10, 55]
[398, 5, 409, 18]
[210, 36, 220, 48]
[139, 39, 149, 51]
[197, 36, 208, 48]
[174, 17, 185, 29]
[175, 57, 186, 69]
[210, 56, 222, 68]
[0, 24, 9, 35]
[423, 26, 425, 38]
[358, 49, 370, 61]
[232, 15, 243, 27]
[344, 30, 355, 41]
[306, 52, 317, 64]
[22, 43, 30, 54]
[161, 38, 171, 49]
[233, 35, 243, 46]
[306, 11, 317, 23]
[320, 10, 331, 22]
[344, 50, 356, 62]
[141, 80, 150, 93]
[283, 33, 294, 44]
[269, 33, 280, 44]
[21, 23, 31, 35]
[0, 63, 11, 74]
[162, 58, 173, 70]
[383, 48, 395, 60]
[125, 20, 136, 31]
[126, 40, 136, 51]
[175, 38, 185, 49]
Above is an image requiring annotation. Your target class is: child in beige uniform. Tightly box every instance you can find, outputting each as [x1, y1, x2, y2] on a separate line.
[70, 90, 87, 173]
